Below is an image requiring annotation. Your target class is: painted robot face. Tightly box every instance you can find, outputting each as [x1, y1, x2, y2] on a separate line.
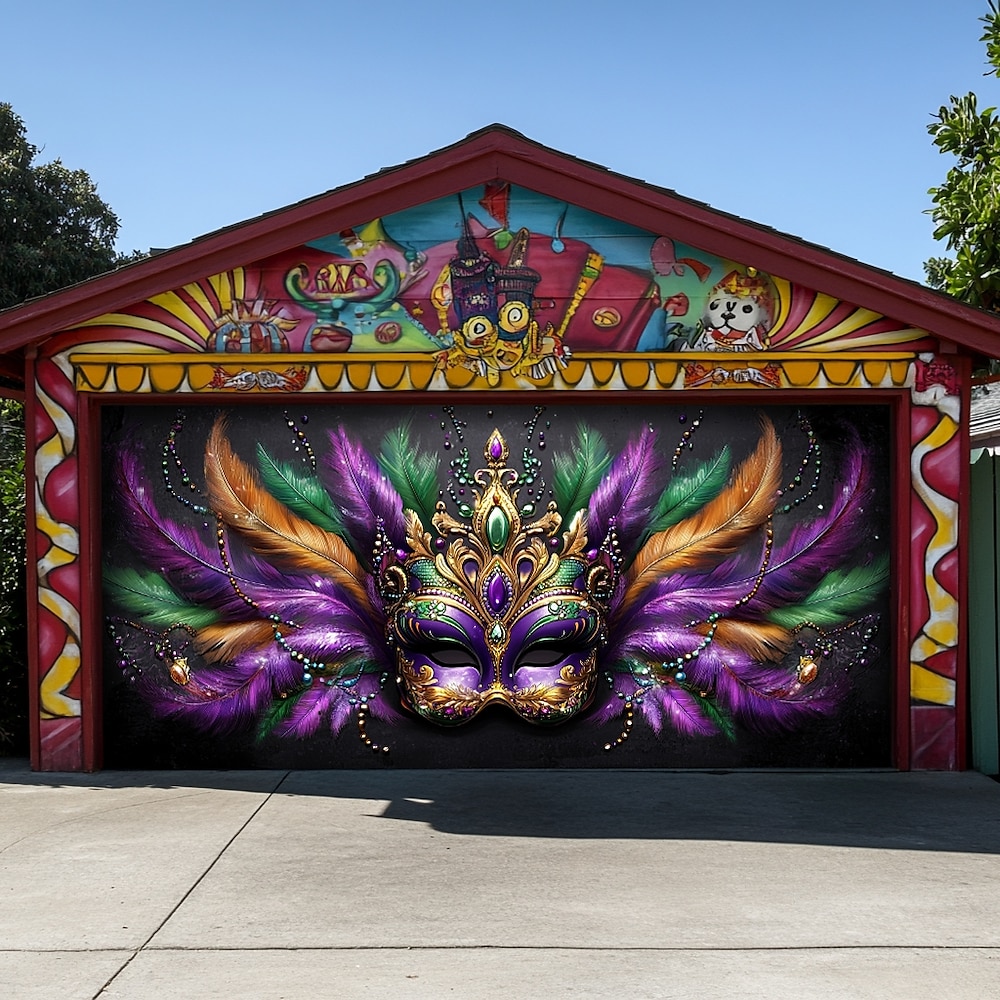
[381, 430, 616, 725]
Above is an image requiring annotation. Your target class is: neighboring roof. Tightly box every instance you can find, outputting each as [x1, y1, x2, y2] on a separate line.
[972, 383, 1000, 448]
[2, 123, 1000, 363]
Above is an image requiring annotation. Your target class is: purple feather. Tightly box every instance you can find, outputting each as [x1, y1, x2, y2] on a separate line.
[720, 442, 871, 617]
[271, 686, 335, 740]
[270, 622, 389, 672]
[587, 428, 665, 558]
[118, 447, 389, 642]
[321, 426, 407, 557]
[589, 675, 642, 725]
[117, 448, 262, 620]
[608, 622, 704, 667]
[246, 568, 386, 646]
[273, 674, 395, 740]
[607, 549, 765, 649]
[684, 646, 843, 733]
[640, 685, 720, 737]
[135, 644, 298, 734]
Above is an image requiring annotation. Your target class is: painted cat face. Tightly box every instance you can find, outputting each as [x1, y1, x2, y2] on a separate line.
[381, 430, 615, 725]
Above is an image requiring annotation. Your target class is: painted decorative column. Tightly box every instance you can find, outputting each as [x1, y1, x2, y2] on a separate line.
[908, 354, 964, 769]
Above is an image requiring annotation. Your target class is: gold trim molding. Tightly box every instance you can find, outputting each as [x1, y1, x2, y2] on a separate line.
[69, 351, 918, 394]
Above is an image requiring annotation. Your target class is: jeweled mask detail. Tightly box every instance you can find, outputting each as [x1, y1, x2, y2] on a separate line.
[381, 429, 616, 725]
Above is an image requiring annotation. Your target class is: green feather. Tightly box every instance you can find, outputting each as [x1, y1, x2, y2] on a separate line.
[767, 554, 890, 629]
[255, 445, 343, 534]
[552, 425, 611, 515]
[378, 422, 439, 530]
[642, 447, 731, 543]
[687, 689, 737, 742]
[256, 691, 306, 742]
[104, 566, 220, 629]
[611, 657, 735, 740]
[333, 656, 382, 680]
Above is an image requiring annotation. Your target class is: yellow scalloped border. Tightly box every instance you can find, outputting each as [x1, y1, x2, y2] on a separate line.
[70, 351, 917, 394]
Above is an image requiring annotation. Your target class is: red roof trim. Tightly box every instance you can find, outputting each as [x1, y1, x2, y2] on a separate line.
[2, 124, 999, 355]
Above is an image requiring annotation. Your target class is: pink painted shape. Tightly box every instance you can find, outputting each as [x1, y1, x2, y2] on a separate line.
[935, 548, 959, 604]
[39, 718, 83, 771]
[920, 430, 961, 504]
[37, 605, 67, 671]
[43, 455, 80, 525]
[909, 497, 934, 631]
[911, 405, 941, 445]
[910, 706, 956, 769]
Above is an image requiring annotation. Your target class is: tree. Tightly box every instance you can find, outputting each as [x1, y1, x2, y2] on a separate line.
[0, 103, 137, 309]
[0, 399, 26, 749]
[0, 105, 140, 751]
[925, 2, 1000, 310]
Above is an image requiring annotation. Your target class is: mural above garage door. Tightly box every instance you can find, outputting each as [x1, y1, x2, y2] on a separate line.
[102, 402, 891, 768]
[70, 183, 933, 393]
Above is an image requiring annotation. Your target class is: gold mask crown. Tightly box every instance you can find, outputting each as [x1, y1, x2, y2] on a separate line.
[380, 429, 618, 668]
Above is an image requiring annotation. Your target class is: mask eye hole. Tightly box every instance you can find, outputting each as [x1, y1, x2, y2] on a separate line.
[427, 647, 478, 668]
[515, 646, 571, 669]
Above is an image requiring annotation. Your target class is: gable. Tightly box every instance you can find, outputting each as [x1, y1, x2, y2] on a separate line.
[56, 182, 934, 379]
[3, 126, 1000, 367]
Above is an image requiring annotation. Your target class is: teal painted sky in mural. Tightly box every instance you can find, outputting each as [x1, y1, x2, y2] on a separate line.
[2, 0, 990, 284]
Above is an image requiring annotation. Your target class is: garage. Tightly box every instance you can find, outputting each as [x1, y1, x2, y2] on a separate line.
[0, 127, 985, 770]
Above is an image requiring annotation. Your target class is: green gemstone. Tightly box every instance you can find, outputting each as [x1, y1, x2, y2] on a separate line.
[489, 621, 506, 643]
[486, 506, 510, 550]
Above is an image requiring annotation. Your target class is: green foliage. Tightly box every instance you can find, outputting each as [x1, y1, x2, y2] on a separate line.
[0, 400, 26, 750]
[925, 3, 1000, 309]
[0, 103, 143, 310]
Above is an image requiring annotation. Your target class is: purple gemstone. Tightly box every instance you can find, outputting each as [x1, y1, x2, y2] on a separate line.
[485, 571, 510, 613]
[489, 437, 504, 460]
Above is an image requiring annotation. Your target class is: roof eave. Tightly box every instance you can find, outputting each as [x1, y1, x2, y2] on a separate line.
[1, 125, 999, 356]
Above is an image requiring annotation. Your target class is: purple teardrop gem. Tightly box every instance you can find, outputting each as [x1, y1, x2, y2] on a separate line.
[489, 437, 504, 460]
[485, 571, 510, 613]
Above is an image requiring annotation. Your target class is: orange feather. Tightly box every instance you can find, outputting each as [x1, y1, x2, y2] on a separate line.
[621, 419, 781, 613]
[194, 620, 276, 663]
[700, 619, 793, 662]
[204, 420, 373, 614]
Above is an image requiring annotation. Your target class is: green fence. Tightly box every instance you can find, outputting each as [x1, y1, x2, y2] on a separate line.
[970, 452, 1000, 774]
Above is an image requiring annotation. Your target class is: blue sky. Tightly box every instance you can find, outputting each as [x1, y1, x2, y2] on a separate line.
[2, 0, 995, 283]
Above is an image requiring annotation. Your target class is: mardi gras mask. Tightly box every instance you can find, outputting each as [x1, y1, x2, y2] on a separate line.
[380, 429, 617, 725]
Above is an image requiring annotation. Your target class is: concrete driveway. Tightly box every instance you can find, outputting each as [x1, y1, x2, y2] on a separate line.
[2, 763, 999, 998]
